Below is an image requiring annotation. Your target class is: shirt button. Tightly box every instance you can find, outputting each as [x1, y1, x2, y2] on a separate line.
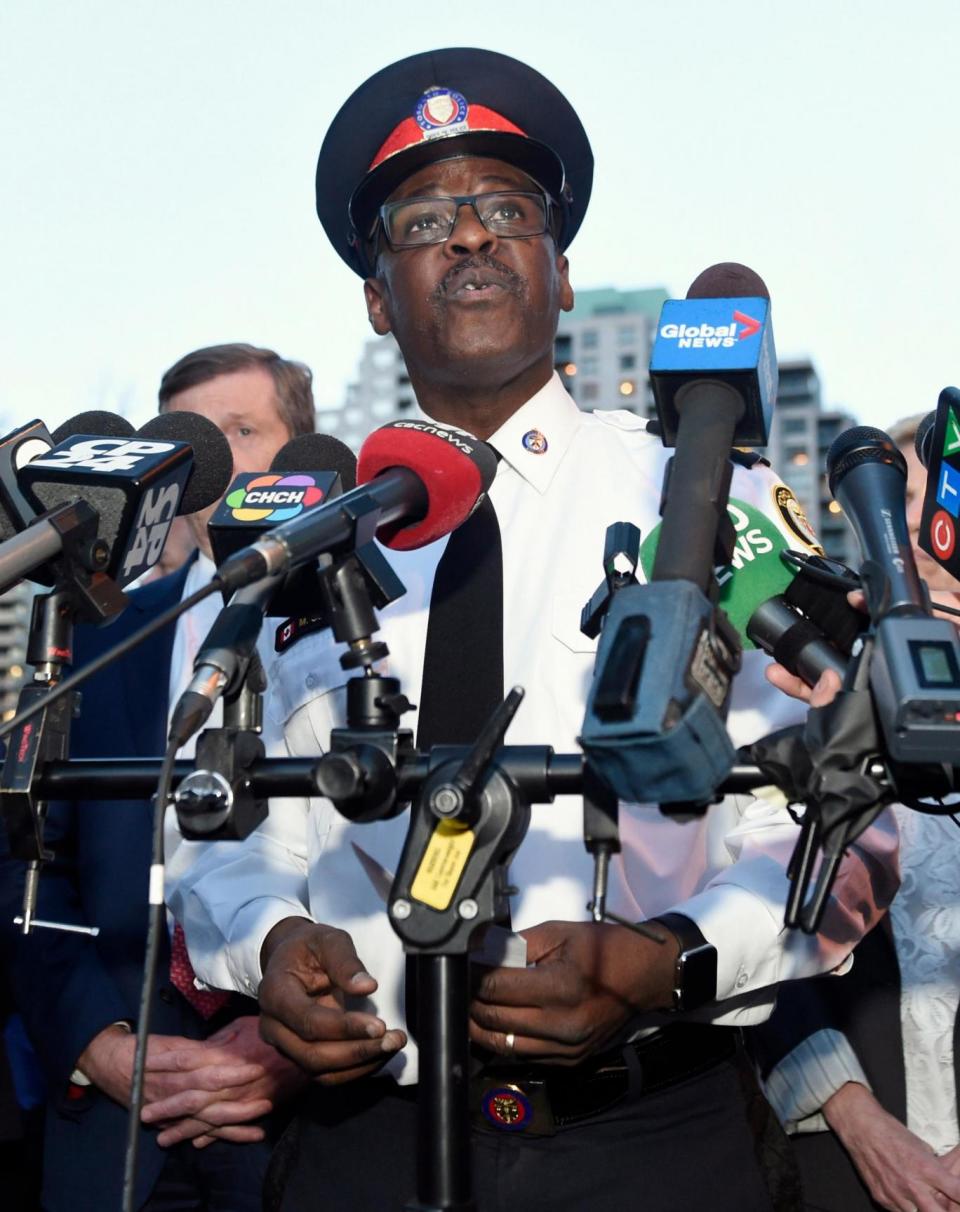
[305, 673, 318, 689]
[736, 972, 749, 989]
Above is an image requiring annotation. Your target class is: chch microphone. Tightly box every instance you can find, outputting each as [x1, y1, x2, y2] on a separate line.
[170, 433, 379, 746]
[917, 387, 960, 581]
[207, 432, 358, 617]
[580, 265, 775, 811]
[7, 412, 232, 592]
[827, 423, 960, 763]
[216, 419, 497, 593]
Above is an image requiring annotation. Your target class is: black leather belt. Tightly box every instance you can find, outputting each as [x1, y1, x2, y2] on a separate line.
[472, 1023, 737, 1136]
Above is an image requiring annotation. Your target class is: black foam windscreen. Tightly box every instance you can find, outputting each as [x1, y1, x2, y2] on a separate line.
[138, 412, 234, 514]
[51, 411, 136, 443]
[686, 262, 770, 301]
[915, 410, 937, 470]
[270, 433, 358, 491]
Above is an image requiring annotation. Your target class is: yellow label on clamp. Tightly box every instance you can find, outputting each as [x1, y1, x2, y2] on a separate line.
[410, 820, 475, 911]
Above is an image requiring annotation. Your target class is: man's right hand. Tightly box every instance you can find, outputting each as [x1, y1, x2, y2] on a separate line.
[257, 917, 406, 1085]
[75, 1024, 265, 1110]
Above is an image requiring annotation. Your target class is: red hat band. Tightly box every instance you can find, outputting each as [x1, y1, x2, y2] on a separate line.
[370, 88, 528, 171]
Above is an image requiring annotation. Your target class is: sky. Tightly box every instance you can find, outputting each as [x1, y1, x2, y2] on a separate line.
[1, 1, 957, 439]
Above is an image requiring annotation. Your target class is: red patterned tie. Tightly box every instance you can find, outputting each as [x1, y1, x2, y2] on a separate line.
[169, 923, 231, 1019]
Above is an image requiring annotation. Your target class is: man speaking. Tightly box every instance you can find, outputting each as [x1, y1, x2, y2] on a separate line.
[170, 48, 898, 1211]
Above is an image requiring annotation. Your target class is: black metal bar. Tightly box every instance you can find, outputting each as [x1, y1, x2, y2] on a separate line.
[32, 756, 771, 802]
[33, 758, 323, 799]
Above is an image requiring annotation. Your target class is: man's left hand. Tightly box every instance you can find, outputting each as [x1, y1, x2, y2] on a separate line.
[468, 921, 679, 1065]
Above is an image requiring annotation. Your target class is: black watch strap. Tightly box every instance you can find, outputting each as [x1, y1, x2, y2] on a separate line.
[654, 912, 718, 1012]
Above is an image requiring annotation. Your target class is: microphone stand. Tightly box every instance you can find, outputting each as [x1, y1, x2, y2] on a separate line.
[2, 532, 127, 938]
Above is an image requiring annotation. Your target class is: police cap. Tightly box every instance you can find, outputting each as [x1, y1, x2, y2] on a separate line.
[315, 47, 593, 276]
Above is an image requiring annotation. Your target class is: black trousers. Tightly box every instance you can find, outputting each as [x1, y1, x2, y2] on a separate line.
[267, 1056, 778, 1212]
[788, 1130, 882, 1212]
[140, 1135, 273, 1212]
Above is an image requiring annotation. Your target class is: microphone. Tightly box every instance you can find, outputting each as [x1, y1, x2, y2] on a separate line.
[208, 432, 359, 619]
[916, 387, 960, 578]
[137, 412, 234, 517]
[208, 433, 357, 567]
[581, 264, 775, 809]
[169, 435, 362, 745]
[8, 413, 232, 590]
[636, 493, 856, 687]
[650, 261, 777, 450]
[217, 419, 498, 593]
[168, 571, 282, 747]
[0, 420, 57, 544]
[826, 423, 960, 763]
[51, 411, 136, 444]
[827, 426, 926, 621]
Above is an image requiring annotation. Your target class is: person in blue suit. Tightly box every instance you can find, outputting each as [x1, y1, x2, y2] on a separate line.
[0, 342, 315, 1211]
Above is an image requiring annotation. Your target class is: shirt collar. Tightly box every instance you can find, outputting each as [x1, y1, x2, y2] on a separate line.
[487, 373, 582, 495]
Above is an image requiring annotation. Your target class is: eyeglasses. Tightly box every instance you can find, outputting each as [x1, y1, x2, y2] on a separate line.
[378, 191, 552, 249]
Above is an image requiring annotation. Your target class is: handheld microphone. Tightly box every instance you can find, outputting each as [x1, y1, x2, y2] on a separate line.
[581, 265, 773, 809]
[917, 387, 960, 579]
[217, 420, 498, 593]
[827, 423, 960, 763]
[827, 426, 926, 621]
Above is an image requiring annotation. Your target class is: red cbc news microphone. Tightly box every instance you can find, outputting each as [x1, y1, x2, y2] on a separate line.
[217, 419, 498, 592]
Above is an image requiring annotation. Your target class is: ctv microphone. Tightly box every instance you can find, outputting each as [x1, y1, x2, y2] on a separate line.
[917, 387, 960, 581]
[217, 420, 497, 592]
[581, 264, 775, 808]
[827, 423, 960, 763]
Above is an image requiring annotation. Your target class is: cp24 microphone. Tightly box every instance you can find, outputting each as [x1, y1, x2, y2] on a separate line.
[917, 387, 960, 580]
[216, 419, 498, 593]
[3, 412, 232, 592]
[827, 424, 960, 763]
[581, 264, 774, 810]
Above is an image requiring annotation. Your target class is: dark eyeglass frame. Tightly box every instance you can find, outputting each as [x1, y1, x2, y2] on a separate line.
[375, 189, 556, 250]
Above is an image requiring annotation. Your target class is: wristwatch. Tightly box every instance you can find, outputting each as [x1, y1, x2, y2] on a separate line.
[653, 912, 718, 1012]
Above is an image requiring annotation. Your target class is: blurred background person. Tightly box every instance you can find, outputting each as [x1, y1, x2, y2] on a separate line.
[752, 412, 960, 1212]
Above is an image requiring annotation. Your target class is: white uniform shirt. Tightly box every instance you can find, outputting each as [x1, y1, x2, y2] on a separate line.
[169, 375, 898, 1084]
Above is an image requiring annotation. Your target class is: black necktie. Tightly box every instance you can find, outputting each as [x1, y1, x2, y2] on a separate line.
[408, 487, 504, 1039]
[416, 491, 504, 749]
